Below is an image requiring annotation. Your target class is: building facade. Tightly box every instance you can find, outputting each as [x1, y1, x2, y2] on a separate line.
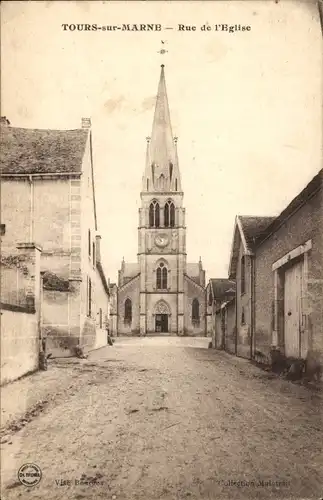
[206, 278, 235, 349]
[217, 169, 322, 367]
[253, 169, 323, 362]
[117, 65, 206, 336]
[0, 117, 110, 355]
[228, 216, 276, 358]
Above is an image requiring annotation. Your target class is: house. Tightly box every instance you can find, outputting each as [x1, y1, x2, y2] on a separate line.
[228, 215, 276, 358]
[0, 117, 110, 356]
[253, 169, 323, 363]
[206, 278, 235, 349]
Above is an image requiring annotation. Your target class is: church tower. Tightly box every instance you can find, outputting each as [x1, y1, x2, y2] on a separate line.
[117, 65, 206, 336]
[138, 64, 186, 335]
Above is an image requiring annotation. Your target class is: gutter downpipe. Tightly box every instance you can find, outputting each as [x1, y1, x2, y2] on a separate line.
[29, 175, 34, 242]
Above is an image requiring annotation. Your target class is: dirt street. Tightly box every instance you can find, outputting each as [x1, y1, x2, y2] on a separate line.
[1, 337, 322, 500]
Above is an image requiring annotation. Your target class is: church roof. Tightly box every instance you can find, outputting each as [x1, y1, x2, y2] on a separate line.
[123, 263, 140, 279]
[0, 125, 89, 174]
[186, 263, 199, 277]
[142, 65, 182, 193]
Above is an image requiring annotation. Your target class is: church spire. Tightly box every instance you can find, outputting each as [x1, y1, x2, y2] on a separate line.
[142, 65, 182, 193]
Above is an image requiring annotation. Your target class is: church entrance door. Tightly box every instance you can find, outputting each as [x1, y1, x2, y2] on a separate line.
[155, 314, 168, 333]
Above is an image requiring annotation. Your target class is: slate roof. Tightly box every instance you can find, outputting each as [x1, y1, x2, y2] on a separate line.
[187, 263, 200, 277]
[0, 126, 89, 174]
[255, 168, 323, 246]
[123, 263, 140, 279]
[228, 215, 276, 279]
[209, 278, 236, 300]
[238, 216, 276, 251]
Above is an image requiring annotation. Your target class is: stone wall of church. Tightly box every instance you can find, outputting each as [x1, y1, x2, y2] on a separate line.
[117, 275, 140, 335]
[184, 275, 206, 336]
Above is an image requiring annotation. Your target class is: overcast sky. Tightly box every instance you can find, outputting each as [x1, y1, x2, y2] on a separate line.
[2, 0, 322, 283]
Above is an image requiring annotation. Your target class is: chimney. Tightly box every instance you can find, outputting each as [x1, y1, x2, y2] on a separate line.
[81, 117, 91, 129]
[95, 235, 101, 263]
[0, 116, 10, 126]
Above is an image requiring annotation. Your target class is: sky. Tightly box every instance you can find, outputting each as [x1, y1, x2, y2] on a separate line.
[1, 0, 322, 283]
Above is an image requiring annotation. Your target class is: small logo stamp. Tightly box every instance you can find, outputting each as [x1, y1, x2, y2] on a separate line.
[18, 463, 42, 487]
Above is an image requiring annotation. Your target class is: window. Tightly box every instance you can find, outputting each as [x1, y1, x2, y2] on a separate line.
[125, 298, 132, 323]
[192, 299, 200, 322]
[164, 200, 175, 228]
[88, 230, 91, 257]
[149, 201, 160, 228]
[99, 308, 103, 328]
[208, 289, 213, 306]
[241, 307, 245, 325]
[147, 179, 149, 191]
[241, 255, 246, 294]
[156, 262, 168, 289]
[175, 179, 178, 191]
[92, 242, 95, 266]
[87, 277, 92, 317]
[169, 162, 173, 179]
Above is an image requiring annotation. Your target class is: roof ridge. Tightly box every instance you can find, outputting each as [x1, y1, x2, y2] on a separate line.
[1, 126, 88, 133]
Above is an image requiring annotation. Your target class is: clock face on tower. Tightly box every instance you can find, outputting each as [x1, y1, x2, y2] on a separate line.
[155, 234, 169, 248]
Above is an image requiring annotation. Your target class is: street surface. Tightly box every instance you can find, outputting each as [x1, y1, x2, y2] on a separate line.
[1, 337, 322, 500]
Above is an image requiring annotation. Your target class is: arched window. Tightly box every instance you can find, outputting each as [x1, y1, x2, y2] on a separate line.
[156, 262, 168, 290]
[192, 298, 200, 321]
[124, 298, 132, 323]
[169, 162, 173, 180]
[164, 200, 175, 228]
[149, 201, 160, 228]
[241, 255, 246, 294]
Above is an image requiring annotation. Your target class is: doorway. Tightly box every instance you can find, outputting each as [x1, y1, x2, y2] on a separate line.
[155, 314, 168, 333]
[284, 259, 303, 358]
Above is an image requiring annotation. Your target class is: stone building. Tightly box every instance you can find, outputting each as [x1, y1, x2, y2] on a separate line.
[206, 279, 235, 349]
[253, 168, 323, 362]
[0, 117, 110, 355]
[224, 168, 323, 363]
[117, 65, 206, 335]
[228, 215, 275, 358]
[0, 242, 42, 384]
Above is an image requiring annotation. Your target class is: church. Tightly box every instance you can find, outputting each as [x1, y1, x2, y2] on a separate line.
[117, 65, 206, 336]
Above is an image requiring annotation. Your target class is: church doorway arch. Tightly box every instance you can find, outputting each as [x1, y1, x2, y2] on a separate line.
[154, 300, 171, 333]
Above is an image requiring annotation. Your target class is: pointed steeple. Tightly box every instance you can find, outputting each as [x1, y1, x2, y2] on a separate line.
[142, 65, 182, 193]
